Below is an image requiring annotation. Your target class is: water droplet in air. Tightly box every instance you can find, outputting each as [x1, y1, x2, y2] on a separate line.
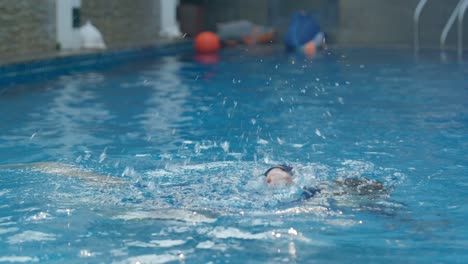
[289, 242, 297, 257]
[277, 138, 284, 145]
[315, 129, 322, 137]
[122, 166, 136, 177]
[99, 151, 107, 163]
[220, 141, 229, 152]
[79, 250, 94, 257]
[288, 228, 298, 236]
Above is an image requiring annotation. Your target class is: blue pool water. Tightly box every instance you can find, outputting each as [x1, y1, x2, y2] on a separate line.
[0, 46, 467, 263]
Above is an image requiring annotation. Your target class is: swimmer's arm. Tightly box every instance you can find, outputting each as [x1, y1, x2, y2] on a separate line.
[0, 162, 122, 185]
[300, 186, 321, 200]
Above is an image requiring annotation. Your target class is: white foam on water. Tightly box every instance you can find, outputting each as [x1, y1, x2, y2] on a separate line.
[14, 207, 41, 213]
[144, 169, 172, 177]
[0, 222, 15, 227]
[113, 209, 216, 224]
[26, 212, 51, 221]
[0, 256, 39, 263]
[208, 227, 269, 240]
[125, 239, 185, 249]
[149, 239, 186, 247]
[364, 151, 394, 157]
[324, 218, 361, 227]
[56, 208, 73, 216]
[0, 216, 12, 222]
[114, 254, 179, 264]
[195, 240, 229, 251]
[239, 217, 284, 227]
[273, 205, 331, 216]
[178, 161, 236, 171]
[340, 160, 375, 174]
[7, 231, 56, 244]
[110, 248, 127, 257]
[146, 161, 238, 177]
[125, 241, 157, 248]
[135, 154, 151, 157]
[195, 240, 215, 249]
[291, 143, 305, 148]
[0, 227, 19, 235]
[79, 249, 97, 258]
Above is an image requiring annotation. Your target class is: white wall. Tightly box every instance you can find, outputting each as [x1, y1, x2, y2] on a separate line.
[159, 0, 181, 38]
[56, 0, 82, 50]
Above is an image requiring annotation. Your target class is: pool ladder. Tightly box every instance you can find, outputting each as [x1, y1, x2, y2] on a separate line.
[414, 0, 468, 60]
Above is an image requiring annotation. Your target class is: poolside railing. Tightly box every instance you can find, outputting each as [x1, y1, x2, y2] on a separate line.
[415, 0, 467, 60]
[414, 0, 429, 53]
[440, 0, 465, 52]
[457, 0, 468, 59]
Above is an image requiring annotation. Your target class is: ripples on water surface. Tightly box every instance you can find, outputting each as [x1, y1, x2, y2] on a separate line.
[0, 47, 467, 263]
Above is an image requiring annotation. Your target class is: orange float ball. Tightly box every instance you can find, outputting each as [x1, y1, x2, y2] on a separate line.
[194, 31, 221, 54]
[302, 41, 317, 58]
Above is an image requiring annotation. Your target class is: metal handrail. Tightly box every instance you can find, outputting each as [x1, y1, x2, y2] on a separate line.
[414, 0, 429, 52]
[458, 0, 468, 59]
[441, 0, 465, 51]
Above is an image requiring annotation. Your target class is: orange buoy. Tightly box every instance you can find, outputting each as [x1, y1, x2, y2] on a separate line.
[302, 41, 317, 58]
[194, 31, 221, 54]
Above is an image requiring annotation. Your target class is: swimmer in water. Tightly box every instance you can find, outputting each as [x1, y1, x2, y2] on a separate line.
[264, 165, 386, 200]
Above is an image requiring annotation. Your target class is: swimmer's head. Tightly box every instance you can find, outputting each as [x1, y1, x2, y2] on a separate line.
[264, 165, 293, 188]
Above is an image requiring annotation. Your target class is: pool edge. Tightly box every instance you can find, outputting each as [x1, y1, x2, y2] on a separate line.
[0, 40, 194, 87]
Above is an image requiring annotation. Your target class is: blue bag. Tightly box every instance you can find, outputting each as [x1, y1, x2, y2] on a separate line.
[284, 11, 321, 51]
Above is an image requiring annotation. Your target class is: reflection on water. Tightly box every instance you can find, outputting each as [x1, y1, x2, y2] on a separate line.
[39, 73, 113, 156]
[138, 57, 192, 152]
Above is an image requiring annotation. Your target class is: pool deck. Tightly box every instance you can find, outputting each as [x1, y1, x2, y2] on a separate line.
[0, 38, 190, 67]
[0, 38, 193, 87]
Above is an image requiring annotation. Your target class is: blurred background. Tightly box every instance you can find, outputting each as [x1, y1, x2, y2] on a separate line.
[1, 0, 467, 61]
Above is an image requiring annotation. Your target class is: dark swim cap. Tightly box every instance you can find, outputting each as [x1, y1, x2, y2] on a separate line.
[264, 165, 293, 177]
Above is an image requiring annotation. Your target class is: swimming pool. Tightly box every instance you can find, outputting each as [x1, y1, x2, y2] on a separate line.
[0, 45, 467, 263]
